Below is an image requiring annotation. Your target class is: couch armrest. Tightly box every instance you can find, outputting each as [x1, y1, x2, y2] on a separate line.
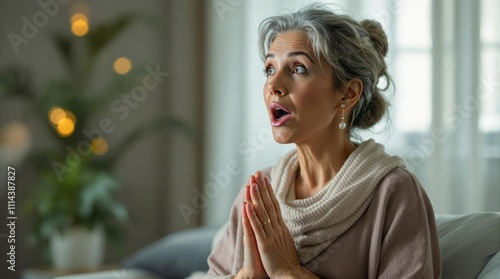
[436, 212, 500, 279]
[122, 225, 220, 278]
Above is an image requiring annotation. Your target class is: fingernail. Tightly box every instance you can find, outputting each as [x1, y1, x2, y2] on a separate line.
[253, 183, 259, 192]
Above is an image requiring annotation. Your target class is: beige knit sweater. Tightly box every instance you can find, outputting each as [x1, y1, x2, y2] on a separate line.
[206, 140, 441, 278]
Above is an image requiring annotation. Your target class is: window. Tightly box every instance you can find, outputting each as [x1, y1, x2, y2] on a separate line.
[480, 0, 500, 133]
[393, 0, 432, 133]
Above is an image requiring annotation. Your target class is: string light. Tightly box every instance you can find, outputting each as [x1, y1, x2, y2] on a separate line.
[48, 107, 77, 137]
[113, 57, 132, 75]
[71, 19, 89, 36]
[91, 137, 109, 155]
[70, 12, 89, 37]
[48, 107, 66, 125]
[57, 118, 75, 137]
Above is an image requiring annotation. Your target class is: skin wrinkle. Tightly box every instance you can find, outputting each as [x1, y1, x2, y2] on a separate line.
[263, 31, 361, 199]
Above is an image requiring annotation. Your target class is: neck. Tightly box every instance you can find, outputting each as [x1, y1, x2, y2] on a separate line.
[295, 132, 355, 195]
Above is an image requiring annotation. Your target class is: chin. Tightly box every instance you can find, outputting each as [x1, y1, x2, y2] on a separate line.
[272, 130, 294, 144]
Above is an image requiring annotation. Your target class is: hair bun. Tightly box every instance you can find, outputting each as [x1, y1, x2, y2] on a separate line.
[360, 19, 388, 57]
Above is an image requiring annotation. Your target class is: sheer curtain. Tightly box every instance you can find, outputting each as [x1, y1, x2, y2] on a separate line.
[202, 0, 500, 226]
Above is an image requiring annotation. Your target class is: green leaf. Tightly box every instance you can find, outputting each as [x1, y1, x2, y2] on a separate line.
[78, 171, 118, 219]
[85, 12, 160, 60]
[39, 214, 72, 239]
[52, 33, 74, 73]
[87, 14, 136, 59]
[108, 202, 129, 222]
[40, 79, 85, 108]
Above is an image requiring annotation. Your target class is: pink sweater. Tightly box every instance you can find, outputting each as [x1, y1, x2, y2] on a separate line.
[207, 167, 442, 278]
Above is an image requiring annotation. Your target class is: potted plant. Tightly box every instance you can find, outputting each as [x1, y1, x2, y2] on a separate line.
[0, 11, 194, 270]
[24, 162, 127, 269]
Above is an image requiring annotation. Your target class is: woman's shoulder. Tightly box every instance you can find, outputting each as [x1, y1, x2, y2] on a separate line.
[379, 166, 420, 188]
[374, 167, 428, 205]
[370, 167, 437, 238]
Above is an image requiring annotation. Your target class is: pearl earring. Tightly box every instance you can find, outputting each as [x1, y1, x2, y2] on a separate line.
[339, 103, 346, 130]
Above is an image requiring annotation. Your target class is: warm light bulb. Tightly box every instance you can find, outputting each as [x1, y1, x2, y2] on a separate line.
[71, 19, 89, 37]
[113, 57, 132, 75]
[91, 137, 109, 155]
[49, 107, 66, 125]
[57, 118, 75, 137]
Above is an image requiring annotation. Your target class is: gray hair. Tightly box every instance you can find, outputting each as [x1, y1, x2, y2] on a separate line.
[258, 3, 392, 130]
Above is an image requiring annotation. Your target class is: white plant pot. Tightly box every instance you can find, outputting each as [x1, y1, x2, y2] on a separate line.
[50, 225, 105, 270]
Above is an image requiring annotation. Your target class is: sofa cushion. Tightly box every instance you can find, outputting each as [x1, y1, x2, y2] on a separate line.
[478, 250, 500, 279]
[436, 212, 500, 279]
[122, 226, 219, 279]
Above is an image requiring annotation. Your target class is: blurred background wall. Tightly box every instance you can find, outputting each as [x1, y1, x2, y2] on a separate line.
[0, 0, 499, 278]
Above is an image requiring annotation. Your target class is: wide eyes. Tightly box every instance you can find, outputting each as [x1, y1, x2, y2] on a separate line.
[292, 65, 306, 74]
[263, 64, 307, 77]
[264, 67, 276, 77]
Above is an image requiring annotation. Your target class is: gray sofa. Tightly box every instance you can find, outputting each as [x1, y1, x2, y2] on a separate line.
[57, 212, 500, 279]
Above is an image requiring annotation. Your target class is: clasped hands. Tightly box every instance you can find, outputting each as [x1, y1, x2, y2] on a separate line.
[236, 171, 318, 279]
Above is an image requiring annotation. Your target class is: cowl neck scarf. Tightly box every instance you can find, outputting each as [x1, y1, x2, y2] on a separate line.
[270, 139, 407, 264]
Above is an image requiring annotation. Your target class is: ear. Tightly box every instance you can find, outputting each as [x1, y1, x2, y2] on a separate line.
[342, 78, 363, 110]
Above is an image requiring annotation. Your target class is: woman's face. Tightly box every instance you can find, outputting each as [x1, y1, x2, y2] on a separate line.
[263, 31, 342, 144]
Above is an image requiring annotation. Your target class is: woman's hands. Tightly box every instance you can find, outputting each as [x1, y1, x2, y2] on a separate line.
[237, 171, 306, 279]
[237, 174, 266, 279]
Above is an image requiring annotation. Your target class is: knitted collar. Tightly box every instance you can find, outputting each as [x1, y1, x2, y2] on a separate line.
[270, 139, 407, 264]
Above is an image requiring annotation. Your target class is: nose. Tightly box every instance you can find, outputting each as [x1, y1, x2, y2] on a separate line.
[268, 84, 286, 96]
[266, 71, 288, 97]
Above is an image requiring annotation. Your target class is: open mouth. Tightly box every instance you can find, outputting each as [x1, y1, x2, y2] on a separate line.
[269, 102, 292, 127]
[272, 107, 291, 120]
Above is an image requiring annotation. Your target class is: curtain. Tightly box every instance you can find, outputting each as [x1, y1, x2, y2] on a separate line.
[423, 0, 500, 213]
[202, 0, 500, 226]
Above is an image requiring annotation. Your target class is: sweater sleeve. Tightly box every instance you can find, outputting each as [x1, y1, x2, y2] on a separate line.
[376, 168, 442, 279]
[204, 186, 244, 278]
[204, 168, 272, 278]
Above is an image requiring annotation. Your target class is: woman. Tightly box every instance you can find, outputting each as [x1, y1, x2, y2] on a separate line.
[205, 4, 441, 279]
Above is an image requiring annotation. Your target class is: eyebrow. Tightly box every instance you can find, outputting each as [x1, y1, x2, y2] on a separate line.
[266, 51, 316, 64]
